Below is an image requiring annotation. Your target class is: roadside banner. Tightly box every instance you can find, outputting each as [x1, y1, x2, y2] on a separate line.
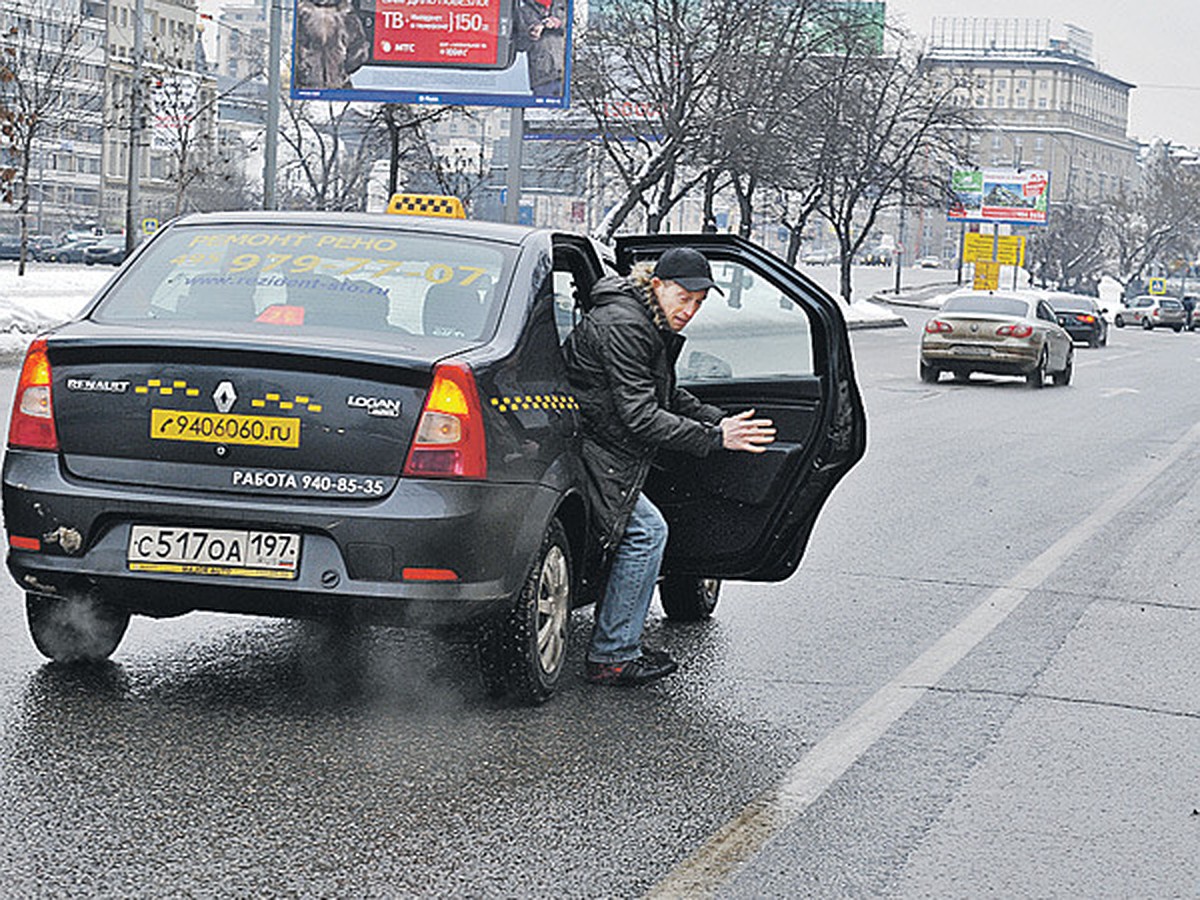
[290, 0, 574, 109]
[949, 168, 1049, 226]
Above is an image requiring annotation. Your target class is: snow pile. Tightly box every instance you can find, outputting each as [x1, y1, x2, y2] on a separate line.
[0, 262, 111, 357]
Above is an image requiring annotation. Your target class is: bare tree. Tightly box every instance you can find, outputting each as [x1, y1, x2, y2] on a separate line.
[1101, 145, 1200, 295]
[811, 42, 971, 302]
[573, 0, 754, 239]
[0, 0, 88, 274]
[278, 99, 388, 211]
[1027, 201, 1107, 292]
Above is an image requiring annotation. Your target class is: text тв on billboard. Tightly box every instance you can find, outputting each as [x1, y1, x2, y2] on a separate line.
[291, 0, 572, 109]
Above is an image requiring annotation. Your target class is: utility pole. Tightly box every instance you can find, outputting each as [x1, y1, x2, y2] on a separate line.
[124, 0, 145, 254]
[263, 0, 282, 210]
[504, 108, 523, 224]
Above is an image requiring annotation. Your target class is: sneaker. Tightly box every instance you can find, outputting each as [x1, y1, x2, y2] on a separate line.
[586, 651, 678, 687]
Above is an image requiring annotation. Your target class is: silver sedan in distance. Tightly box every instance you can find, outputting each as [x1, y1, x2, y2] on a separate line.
[920, 290, 1074, 388]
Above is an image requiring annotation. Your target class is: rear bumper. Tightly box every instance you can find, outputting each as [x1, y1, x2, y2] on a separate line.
[920, 341, 1039, 374]
[3, 449, 560, 629]
[1061, 323, 1102, 342]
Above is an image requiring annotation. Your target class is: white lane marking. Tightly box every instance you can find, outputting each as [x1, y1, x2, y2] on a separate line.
[1099, 387, 1140, 397]
[647, 418, 1200, 900]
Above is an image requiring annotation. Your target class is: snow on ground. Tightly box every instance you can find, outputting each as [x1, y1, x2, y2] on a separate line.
[0, 259, 905, 361]
[0, 262, 115, 357]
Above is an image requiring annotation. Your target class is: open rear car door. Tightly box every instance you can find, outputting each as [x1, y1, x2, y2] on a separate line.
[613, 234, 866, 585]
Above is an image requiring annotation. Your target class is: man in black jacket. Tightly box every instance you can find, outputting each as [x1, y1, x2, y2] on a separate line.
[563, 248, 776, 686]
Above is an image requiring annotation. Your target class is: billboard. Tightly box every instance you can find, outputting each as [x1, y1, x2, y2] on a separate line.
[948, 168, 1050, 226]
[291, 0, 573, 108]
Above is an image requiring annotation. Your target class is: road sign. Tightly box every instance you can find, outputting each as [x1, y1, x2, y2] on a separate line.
[1148, 277, 1166, 295]
[963, 233, 1025, 266]
[141, 217, 159, 235]
[973, 261, 1001, 291]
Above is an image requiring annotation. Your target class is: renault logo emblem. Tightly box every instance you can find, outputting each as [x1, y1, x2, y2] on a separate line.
[213, 381, 237, 413]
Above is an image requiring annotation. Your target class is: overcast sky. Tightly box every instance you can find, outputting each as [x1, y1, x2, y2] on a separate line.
[886, 0, 1200, 147]
[200, 0, 1199, 147]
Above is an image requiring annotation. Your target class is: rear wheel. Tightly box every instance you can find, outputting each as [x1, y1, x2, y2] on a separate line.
[1142, 318, 1154, 330]
[919, 360, 939, 384]
[26, 590, 129, 663]
[660, 576, 721, 621]
[1052, 347, 1074, 386]
[1027, 349, 1047, 389]
[477, 519, 572, 704]
[1173, 324, 1184, 333]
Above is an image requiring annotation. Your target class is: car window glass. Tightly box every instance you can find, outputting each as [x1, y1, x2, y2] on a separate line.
[90, 224, 513, 343]
[941, 296, 1028, 317]
[674, 260, 815, 381]
[552, 270, 580, 345]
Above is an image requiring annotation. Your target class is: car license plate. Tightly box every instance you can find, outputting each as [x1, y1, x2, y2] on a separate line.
[954, 345, 992, 356]
[128, 525, 300, 579]
[150, 409, 300, 448]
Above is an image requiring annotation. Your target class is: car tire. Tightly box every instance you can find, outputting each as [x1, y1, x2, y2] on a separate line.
[1142, 318, 1154, 331]
[919, 360, 939, 384]
[1114, 315, 1125, 328]
[1027, 348, 1047, 389]
[660, 576, 721, 622]
[1173, 324, 1183, 333]
[26, 590, 129, 663]
[477, 518, 572, 705]
[1052, 347, 1074, 386]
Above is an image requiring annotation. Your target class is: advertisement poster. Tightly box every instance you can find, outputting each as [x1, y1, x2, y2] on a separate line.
[291, 0, 572, 108]
[948, 168, 1050, 226]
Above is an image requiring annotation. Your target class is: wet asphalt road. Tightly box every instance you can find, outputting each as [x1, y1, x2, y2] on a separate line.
[1, 307, 1198, 897]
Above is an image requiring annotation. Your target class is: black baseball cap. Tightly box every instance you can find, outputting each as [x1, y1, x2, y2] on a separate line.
[652, 247, 724, 295]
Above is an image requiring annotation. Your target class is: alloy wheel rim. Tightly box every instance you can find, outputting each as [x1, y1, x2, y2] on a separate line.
[535, 545, 570, 674]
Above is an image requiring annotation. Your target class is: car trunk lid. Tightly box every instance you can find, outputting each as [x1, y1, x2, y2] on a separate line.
[46, 328, 442, 500]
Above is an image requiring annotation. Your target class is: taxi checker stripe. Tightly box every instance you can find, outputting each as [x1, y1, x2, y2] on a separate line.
[489, 394, 578, 413]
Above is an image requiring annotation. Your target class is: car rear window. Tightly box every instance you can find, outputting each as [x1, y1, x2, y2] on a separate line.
[1048, 299, 1094, 312]
[91, 223, 512, 341]
[1160, 299, 1182, 309]
[941, 296, 1029, 317]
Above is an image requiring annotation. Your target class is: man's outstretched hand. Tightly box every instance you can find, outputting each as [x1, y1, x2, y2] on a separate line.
[720, 409, 776, 453]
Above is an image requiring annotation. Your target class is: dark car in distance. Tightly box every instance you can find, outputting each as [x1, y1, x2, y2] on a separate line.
[42, 237, 100, 263]
[1048, 293, 1108, 348]
[82, 234, 129, 266]
[2, 207, 866, 703]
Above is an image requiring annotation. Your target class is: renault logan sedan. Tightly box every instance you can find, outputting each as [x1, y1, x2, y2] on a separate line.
[3, 209, 865, 703]
[920, 290, 1074, 387]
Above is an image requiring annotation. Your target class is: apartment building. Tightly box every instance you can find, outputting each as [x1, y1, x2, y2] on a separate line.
[0, 0, 107, 236]
[101, 0, 217, 229]
[926, 17, 1138, 204]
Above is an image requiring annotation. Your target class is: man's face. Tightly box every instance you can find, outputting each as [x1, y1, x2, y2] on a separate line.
[652, 277, 708, 332]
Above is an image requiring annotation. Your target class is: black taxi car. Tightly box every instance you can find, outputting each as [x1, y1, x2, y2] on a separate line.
[3, 204, 866, 703]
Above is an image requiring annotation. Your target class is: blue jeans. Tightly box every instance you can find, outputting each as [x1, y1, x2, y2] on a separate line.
[589, 493, 668, 663]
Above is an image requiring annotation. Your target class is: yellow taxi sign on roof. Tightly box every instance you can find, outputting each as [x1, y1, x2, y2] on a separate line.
[386, 193, 466, 219]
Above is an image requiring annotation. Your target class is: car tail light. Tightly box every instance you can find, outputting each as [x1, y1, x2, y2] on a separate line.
[1075, 314, 1096, 324]
[925, 320, 953, 334]
[8, 338, 59, 451]
[996, 324, 1034, 338]
[403, 362, 487, 479]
